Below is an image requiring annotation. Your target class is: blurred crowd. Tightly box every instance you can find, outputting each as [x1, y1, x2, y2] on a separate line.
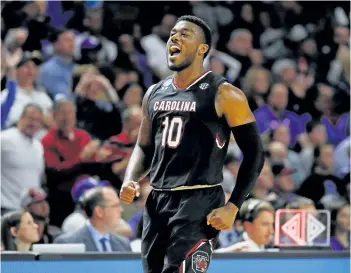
[0, 1, 350, 254]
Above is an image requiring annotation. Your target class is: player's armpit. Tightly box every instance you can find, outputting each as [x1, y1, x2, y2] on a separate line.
[215, 82, 255, 127]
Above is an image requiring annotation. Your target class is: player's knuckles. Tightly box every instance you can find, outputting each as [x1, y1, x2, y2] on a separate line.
[121, 190, 134, 197]
[122, 187, 135, 194]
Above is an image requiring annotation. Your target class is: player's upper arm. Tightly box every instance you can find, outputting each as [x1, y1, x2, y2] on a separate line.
[137, 84, 155, 146]
[215, 82, 255, 127]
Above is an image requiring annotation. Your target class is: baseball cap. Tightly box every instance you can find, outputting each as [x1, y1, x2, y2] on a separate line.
[20, 188, 47, 208]
[271, 162, 295, 177]
[17, 51, 42, 68]
[71, 176, 110, 203]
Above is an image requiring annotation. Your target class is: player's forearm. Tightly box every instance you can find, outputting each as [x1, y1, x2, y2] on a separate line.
[228, 122, 264, 208]
[123, 144, 151, 184]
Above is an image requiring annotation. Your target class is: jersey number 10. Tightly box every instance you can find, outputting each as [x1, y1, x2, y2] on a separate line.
[161, 116, 184, 148]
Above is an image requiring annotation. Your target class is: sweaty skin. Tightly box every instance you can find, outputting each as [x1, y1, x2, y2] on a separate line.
[206, 83, 257, 230]
[120, 19, 264, 231]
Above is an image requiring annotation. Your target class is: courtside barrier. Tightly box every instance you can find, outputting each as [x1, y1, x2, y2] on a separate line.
[1, 250, 350, 273]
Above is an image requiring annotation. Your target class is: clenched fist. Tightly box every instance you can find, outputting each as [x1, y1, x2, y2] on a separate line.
[120, 181, 141, 204]
[207, 202, 239, 230]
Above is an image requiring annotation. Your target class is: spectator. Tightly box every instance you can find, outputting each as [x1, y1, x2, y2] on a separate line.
[141, 14, 176, 80]
[74, 71, 122, 140]
[221, 167, 236, 204]
[334, 135, 350, 178]
[41, 98, 93, 226]
[250, 159, 274, 200]
[225, 28, 254, 86]
[1, 104, 44, 214]
[62, 176, 132, 238]
[204, 32, 242, 84]
[54, 187, 131, 252]
[299, 120, 328, 178]
[297, 144, 346, 207]
[304, 84, 349, 146]
[254, 82, 306, 147]
[1, 51, 53, 133]
[330, 203, 350, 251]
[304, 83, 334, 120]
[242, 66, 271, 111]
[218, 199, 275, 252]
[115, 32, 153, 88]
[62, 176, 110, 233]
[285, 196, 317, 213]
[38, 28, 76, 98]
[1, 47, 22, 129]
[270, 125, 305, 186]
[117, 82, 144, 110]
[103, 106, 142, 179]
[1, 210, 39, 251]
[266, 161, 300, 209]
[271, 58, 311, 114]
[20, 188, 61, 244]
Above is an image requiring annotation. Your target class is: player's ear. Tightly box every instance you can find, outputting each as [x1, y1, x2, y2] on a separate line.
[198, 44, 209, 57]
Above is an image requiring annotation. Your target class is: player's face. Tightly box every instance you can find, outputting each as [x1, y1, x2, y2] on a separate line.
[248, 210, 274, 246]
[167, 21, 207, 71]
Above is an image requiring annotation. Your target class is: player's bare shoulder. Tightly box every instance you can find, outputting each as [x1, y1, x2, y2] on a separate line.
[215, 82, 248, 115]
[215, 82, 255, 127]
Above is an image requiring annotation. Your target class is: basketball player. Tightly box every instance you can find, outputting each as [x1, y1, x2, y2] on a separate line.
[120, 15, 264, 273]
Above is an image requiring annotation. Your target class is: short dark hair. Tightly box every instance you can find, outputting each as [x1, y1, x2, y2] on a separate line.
[306, 120, 323, 134]
[21, 103, 43, 117]
[79, 187, 105, 218]
[53, 97, 76, 113]
[176, 15, 212, 58]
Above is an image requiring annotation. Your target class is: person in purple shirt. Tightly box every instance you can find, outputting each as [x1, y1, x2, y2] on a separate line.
[301, 113, 349, 147]
[254, 82, 306, 147]
[330, 203, 350, 251]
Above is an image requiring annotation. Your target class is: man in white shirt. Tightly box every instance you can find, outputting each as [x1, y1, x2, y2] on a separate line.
[217, 199, 275, 252]
[1, 104, 45, 214]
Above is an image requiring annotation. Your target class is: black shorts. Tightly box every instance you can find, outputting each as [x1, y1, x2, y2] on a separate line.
[141, 186, 225, 273]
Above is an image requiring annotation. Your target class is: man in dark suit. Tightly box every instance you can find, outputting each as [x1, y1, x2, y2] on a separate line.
[54, 186, 131, 252]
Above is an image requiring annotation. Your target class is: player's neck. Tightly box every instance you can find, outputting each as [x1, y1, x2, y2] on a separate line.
[173, 63, 206, 90]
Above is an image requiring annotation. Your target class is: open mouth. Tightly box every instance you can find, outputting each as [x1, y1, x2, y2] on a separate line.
[169, 45, 181, 57]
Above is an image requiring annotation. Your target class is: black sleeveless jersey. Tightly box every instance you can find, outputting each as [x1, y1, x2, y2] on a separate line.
[147, 71, 231, 189]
